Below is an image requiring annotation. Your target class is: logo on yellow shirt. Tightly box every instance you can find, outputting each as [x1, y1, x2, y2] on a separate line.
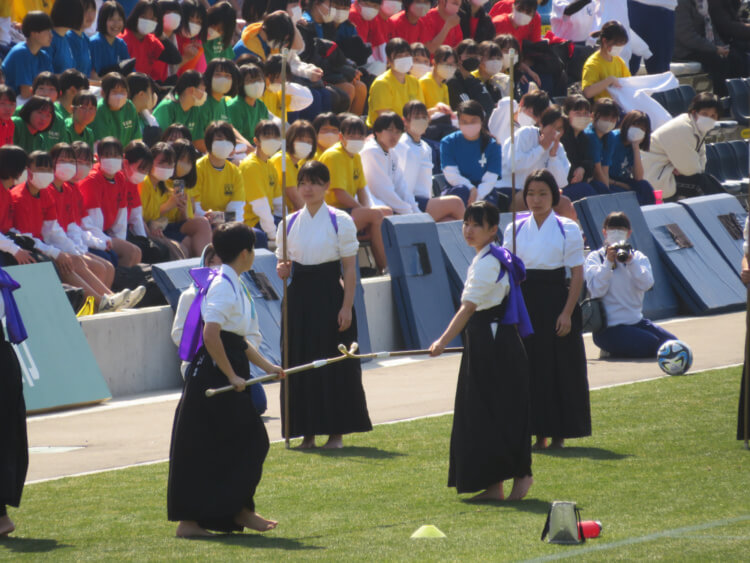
[224, 183, 234, 196]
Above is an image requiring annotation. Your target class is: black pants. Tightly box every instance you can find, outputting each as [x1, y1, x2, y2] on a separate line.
[671, 173, 726, 200]
[679, 48, 747, 97]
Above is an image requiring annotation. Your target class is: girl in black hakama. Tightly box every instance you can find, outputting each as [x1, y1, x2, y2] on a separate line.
[0, 267, 29, 536]
[168, 223, 283, 538]
[503, 169, 591, 450]
[431, 202, 533, 501]
[276, 161, 372, 449]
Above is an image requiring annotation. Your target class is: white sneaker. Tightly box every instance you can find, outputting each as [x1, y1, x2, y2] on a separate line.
[121, 285, 146, 309]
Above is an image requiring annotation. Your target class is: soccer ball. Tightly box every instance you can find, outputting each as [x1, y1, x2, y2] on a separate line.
[657, 340, 693, 375]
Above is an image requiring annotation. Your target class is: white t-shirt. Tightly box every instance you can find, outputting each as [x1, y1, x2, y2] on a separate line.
[503, 213, 584, 270]
[360, 137, 418, 215]
[462, 244, 511, 311]
[202, 264, 259, 339]
[393, 133, 434, 201]
[275, 204, 359, 265]
[501, 126, 571, 190]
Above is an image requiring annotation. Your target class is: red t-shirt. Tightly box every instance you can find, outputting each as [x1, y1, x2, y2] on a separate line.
[492, 13, 541, 44]
[78, 164, 127, 232]
[420, 8, 463, 48]
[47, 182, 81, 229]
[489, 0, 542, 31]
[119, 29, 165, 76]
[349, 4, 388, 47]
[0, 118, 14, 147]
[0, 185, 13, 233]
[115, 171, 143, 211]
[10, 183, 57, 239]
[388, 11, 423, 43]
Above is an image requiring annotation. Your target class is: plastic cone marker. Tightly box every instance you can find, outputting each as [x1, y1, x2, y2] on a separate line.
[411, 525, 446, 538]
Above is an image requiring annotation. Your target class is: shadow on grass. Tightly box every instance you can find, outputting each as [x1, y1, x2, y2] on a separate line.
[195, 534, 323, 551]
[298, 446, 406, 460]
[0, 537, 72, 554]
[534, 446, 630, 460]
[460, 497, 551, 515]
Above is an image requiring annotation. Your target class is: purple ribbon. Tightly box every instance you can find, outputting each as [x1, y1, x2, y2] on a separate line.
[482, 244, 534, 338]
[0, 267, 28, 344]
[178, 267, 227, 362]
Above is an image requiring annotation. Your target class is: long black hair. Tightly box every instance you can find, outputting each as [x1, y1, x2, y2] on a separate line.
[457, 99, 492, 152]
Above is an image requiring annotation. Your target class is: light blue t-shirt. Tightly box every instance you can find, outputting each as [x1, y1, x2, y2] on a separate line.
[1, 42, 54, 93]
[89, 32, 130, 75]
[45, 29, 76, 74]
[66, 30, 93, 77]
[440, 130, 502, 186]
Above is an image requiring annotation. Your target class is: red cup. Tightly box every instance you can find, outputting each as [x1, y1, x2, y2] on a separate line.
[654, 190, 663, 204]
[579, 520, 602, 539]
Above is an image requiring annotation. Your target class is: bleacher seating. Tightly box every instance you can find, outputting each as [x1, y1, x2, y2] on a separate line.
[705, 141, 749, 194]
[652, 84, 696, 118]
[726, 78, 750, 125]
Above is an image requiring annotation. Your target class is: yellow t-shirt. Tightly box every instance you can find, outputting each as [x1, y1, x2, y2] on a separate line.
[12, 0, 53, 21]
[261, 89, 293, 119]
[367, 69, 425, 128]
[581, 51, 631, 100]
[194, 155, 244, 213]
[269, 152, 307, 211]
[139, 177, 194, 223]
[239, 152, 280, 228]
[419, 72, 450, 109]
[319, 143, 365, 208]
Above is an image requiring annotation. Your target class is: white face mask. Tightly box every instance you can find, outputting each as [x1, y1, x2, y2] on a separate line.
[609, 44, 624, 57]
[318, 131, 339, 148]
[409, 117, 429, 136]
[260, 138, 282, 156]
[268, 82, 282, 93]
[151, 166, 174, 181]
[137, 17, 158, 35]
[320, 4, 335, 22]
[513, 9, 532, 26]
[294, 141, 313, 159]
[410, 63, 431, 78]
[207, 27, 221, 40]
[187, 22, 202, 38]
[381, 0, 402, 16]
[15, 170, 27, 185]
[570, 115, 591, 131]
[436, 63, 456, 80]
[244, 82, 265, 99]
[100, 158, 123, 176]
[502, 52, 516, 69]
[163, 13, 181, 32]
[55, 162, 77, 182]
[333, 8, 350, 23]
[129, 170, 148, 184]
[109, 93, 127, 111]
[211, 140, 234, 160]
[344, 138, 364, 154]
[517, 111, 536, 127]
[695, 114, 716, 135]
[483, 59, 503, 75]
[360, 5, 379, 20]
[192, 89, 207, 106]
[595, 119, 616, 134]
[410, 2, 429, 17]
[74, 165, 91, 181]
[288, 5, 303, 23]
[627, 127, 645, 143]
[212, 76, 232, 95]
[605, 229, 628, 245]
[392, 55, 413, 74]
[30, 171, 54, 189]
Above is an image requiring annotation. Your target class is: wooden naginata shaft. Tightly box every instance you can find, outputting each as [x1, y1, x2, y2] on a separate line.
[509, 48, 518, 254]
[280, 48, 291, 449]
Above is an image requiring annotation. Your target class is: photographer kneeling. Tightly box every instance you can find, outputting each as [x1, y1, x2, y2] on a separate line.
[584, 212, 676, 358]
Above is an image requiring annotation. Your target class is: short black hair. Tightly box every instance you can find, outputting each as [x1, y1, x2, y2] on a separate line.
[339, 115, 366, 137]
[97, 1, 126, 36]
[97, 136, 124, 157]
[264, 54, 283, 79]
[593, 20, 628, 45]
[72, 140, 93, 162]
[523, 169, 561, 207]
[297, 160, 330, 185]
[386, 37, 411, 60]
[433, 45, 457, 65]
[59, 69, 89, 93]
[689, 92, 722, 115]
[22, 11, 53, 38]
[254, 119, 281, 140]
[540, 105, 564, 128]
[563, 94, 590, 115]
[262, 11, 295, 48]
[161, 123, 193, 142]
[127, 72, 154, 98]
[456, 38, 479, 58]
[173, 70, 204, 98]
[32, 72, 60, 95]
[402, 99, 428, 120]
[124, 140, 154, 166]
[514, 0, 538, 15]
[520, 90, 550, 117]
[457, 99, 486, 122]
[478, 40, 501, 59]
[592, 98, 620, 120]
[213, 221, 256, 264]
[205, 58, 240, 98]
[0, 85, 17, 103]
[603, 211, 631, 231]
[206, 1, 236, 47]
[172, 138, 198, 188]
[101, 72, 129, 98]
[0, 145, 29, 180]
[410, 42, 429, 60]
[125, 0, 163, 36]
[51, 0, 85, 30]
[239, 63, 264, 83]
[312, 112, 340, 133]
[464, 200, 499, 228]
[73, 89, 98, 108]
[50, 142, 76, 164]
[204, 120, 236, 150]
[372, 111, 404, 134]
[150, 141, 176, 192]
[18, 96, 56, 132]
[286, 120, 316, 156]
[494, 33, 520, 53]
[28, 150, 54, 170]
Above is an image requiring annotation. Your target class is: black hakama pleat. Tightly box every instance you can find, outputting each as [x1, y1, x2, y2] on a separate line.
[280, 261, 372, 439]
[168, 331, 269, 532]
[0, 324, 27, 512]
[448, 304, 532, 493]
[521, 268, 591, 439]
[738, 360, 749, 440]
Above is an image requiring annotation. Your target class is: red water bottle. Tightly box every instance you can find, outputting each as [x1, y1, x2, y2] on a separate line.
[579, 520, 602, 539]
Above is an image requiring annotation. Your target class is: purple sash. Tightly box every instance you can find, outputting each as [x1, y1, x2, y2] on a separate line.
[287, 207, 338, 235]
[0, 267, 27, 344]
[482, 244, 534, 338]
[178, 267, 233, 362]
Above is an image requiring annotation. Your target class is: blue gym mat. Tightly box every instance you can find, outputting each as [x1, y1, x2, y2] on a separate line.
[574, 192, 679, 320]
[152, 258, 201, 309]
[383, 214, 461, 349]
[642, 203, 747, 314]
[678, 194, 748, 276]
[436, 220, 474, 307]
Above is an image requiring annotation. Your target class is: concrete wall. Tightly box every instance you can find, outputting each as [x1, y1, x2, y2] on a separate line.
[80, 277, 402, 399]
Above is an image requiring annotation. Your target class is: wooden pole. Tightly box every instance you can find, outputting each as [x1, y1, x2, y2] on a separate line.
[280, 48, 291, 449]
[744, 147, 750, 449]
[509, 48, 518, 254]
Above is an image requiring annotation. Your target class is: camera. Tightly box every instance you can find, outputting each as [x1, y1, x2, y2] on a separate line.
[612, 242, 633, 263]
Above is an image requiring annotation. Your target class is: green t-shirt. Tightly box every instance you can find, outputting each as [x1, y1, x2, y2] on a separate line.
[54, 102, 71, 122]
[91, 98, 140, 147]
[64, 116, 95, 147]
[44, 109, 67, 147]
[203, 37, 235, 63]
[11, 115, 48, 153]
[200, 94, 231, 125]
[226, 96, 269, 144]
[153, 97, 207, 141]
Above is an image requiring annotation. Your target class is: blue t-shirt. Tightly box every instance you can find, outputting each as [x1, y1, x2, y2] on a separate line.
[116, 0, 139, 17]
[335, 21, 359, 41]
[440, 130, 502, 186]
[608, 129, 635, 182]
[583, 123, 615, 167]
[1, 42, 54, 93]
[66, 30, 92, 77]
[45, 29, 77, 74]
[89, 33, 130, 75]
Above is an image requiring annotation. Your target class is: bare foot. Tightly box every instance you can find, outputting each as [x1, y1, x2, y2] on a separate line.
[294, 436, 316, 449]
[549, 437, 565, 449]
[506, 476, 533, 501]
[0, 515, 15, 536]
[469, 482, 503, 501]
[176, 521, 213, 538]
[322, 434, 343, 449]
[236, 509, 278, 532]
[532, 437, 548, 450]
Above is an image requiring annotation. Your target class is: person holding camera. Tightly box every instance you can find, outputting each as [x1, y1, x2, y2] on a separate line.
[584, 211, 676, 358]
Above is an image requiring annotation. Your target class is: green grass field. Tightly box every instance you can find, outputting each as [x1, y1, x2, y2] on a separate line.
[2, 367, 749, 561]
